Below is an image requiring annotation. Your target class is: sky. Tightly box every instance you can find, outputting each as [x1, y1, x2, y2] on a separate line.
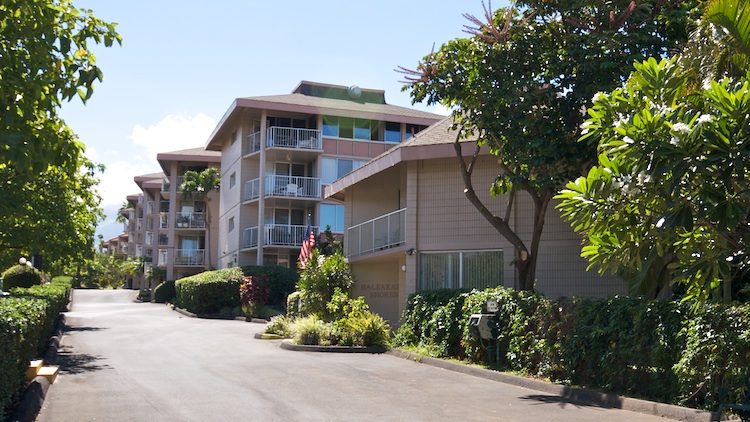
[58, 0, 508, 241]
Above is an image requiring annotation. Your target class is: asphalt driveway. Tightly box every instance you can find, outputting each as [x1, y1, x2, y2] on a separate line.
[35, 289, 697, 422]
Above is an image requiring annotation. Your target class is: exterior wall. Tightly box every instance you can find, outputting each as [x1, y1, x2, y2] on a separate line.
[350, 260, 405, 325]
[345, 153, 627, 325]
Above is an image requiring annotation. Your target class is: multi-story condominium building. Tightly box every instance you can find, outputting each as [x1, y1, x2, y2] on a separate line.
[152, 147, 221, 281]
[325, 117, 626, 324]
[205, 81, 444, 269]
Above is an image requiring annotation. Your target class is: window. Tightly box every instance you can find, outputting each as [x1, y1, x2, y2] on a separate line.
[320, 204, 345, 233]
[418, 250, 503, 291]
[322, 116, 382, 141]
[405, 123, 429, 139]
[229, 172, 236, 188]
[385, 122, 401, 143]
[228, 217, 235, 233]
[321, 158, 367, 184]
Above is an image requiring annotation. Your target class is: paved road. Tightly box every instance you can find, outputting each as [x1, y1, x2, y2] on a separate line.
[37, 289, 674, 422]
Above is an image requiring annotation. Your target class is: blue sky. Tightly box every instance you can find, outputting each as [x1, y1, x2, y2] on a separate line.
[59, 0, 508, 240]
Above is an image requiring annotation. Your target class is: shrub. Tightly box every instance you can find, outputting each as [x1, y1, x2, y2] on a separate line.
[241, 265, 298, 307]
[264, 315, 295, 338]
[292, 315, 332, 345]
[1, 264, 42, 290]
[286, 291, 305, 317]
[153, 280, 176, 303]
[174, 268, 243, 314]
[296, 250, 353, 319]
[239, 275, 270, 318]
[0, 282, 70, 415]
[335, 311, 391, 347]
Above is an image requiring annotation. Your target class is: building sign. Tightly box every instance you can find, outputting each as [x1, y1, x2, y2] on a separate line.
[359, 283, 398, 299]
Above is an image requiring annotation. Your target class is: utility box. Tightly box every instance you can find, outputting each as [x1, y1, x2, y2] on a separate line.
[468, 314, 496, 340]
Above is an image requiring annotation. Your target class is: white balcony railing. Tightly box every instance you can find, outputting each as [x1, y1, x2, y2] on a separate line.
[242, 224, 317, 249]
[174, 249, 205, 266]
[174, 212, 205, 229]
[346, 208, 405, 258]
[244, 175, 321, 202]
[244, 127, 322, 155]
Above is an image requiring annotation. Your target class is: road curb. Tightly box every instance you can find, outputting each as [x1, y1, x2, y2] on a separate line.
[279, 339, 387, 354]
[385, 349, 715, 422]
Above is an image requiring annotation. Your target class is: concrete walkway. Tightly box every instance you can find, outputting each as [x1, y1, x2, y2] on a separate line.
[34, 289, 712, 422]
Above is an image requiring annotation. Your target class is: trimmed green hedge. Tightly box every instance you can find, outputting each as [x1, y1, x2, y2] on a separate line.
[395, 286, 750, 411]
[175, 268, 243, 314]
[1, 280, 71, 416]
[1, 264, 42, 290]
[153, 280, 176, 303]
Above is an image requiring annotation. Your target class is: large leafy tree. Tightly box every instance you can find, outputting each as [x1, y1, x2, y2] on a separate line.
[0, 0, 120, 270]
[401, 0, 694, 290]
[180, 168, 220, 268]
[557, 0, 750, 303]
[0, 158, 105, 269]
[1, 0, 120, 182]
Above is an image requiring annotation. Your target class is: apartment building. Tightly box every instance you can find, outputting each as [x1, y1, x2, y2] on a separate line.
[204, 81, 444, 269]
[325, 117, 627, 324]
[149, 148, 222, 281]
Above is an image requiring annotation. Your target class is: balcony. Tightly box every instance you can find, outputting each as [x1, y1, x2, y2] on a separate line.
[146, 231, 153, 246]
[346, 208, 405, 258]
[174, 249, 205, 266]
[175, 212, 205, 229]
[242, 224, 318, 249]
[244, 127, 322, 155]
[243, 175, 321, 202]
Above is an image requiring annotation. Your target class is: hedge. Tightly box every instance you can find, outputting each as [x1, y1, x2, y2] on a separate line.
[153, 280, 176, 303]
[0, 280, 71, 417]
[174, 268, 243, 314]
[1, 264, 42, 290]
[395, 286, 750, 411]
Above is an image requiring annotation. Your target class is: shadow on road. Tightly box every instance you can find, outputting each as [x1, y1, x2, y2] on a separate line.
[56, 346, 111, 375]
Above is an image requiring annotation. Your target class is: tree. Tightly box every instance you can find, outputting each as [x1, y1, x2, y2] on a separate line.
[0, 0, 120, 270]
[556, 56, 750, 303]
[0, 156, 104, 270]
[1, 0, 121, 183]
[400, 0, 695, 290]
[180, 168, 220, 269]
[115, 201, 130, 225]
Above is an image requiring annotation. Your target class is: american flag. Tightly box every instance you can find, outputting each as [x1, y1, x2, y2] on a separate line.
[298, 225, 315, 269]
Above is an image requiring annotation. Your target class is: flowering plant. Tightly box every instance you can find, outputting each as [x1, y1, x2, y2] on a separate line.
[239, 275, 270, 318]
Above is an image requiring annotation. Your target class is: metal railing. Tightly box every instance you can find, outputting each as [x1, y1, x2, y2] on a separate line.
[174, 212, 205, 229]
[244, 127, 322, 155]
[242, 224, 318, 248]
[346, 208, 406, 258]
[244, 175, 321, 201]
[174, 249, 205, 266]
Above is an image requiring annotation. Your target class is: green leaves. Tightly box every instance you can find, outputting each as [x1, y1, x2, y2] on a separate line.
[557, 55, 750, 303]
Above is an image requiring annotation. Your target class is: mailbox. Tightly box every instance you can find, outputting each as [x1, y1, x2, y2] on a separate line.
[468, 314, 496, 340]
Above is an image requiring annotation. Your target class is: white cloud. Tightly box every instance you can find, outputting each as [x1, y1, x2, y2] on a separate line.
[131, 112, 216, 158]
[93, 112, 217, 208]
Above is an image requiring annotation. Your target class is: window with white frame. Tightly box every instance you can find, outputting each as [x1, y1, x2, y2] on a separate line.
[418, 250, 503, 291]
[229, 172, 236, 188]
[228, 217, 235, 233]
